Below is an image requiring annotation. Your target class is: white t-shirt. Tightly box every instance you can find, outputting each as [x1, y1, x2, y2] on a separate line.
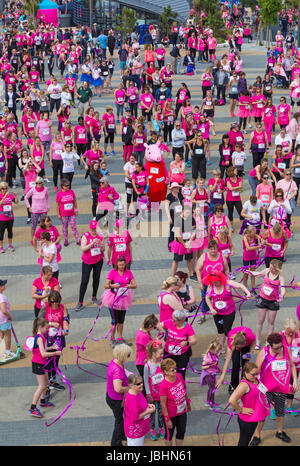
[0, 293, 10, 324]
[274, 134, 292, 152]
[232, 151, 247, 167]
[47, 84, 62, 99]
[296, 133, 300, 145]
[42, 243, 59, 272]
[242, 200, 262, 222]
[123, 161, 136, 183]
[61, 151, 80, 173]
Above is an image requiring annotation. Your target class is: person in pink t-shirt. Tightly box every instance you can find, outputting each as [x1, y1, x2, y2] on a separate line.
[107, 220, 132, 267]
[124, 373, 155, 446]
[55, 179, 80, 246]
[159, 358, 191, 446]
[0, 181, 18, 253]
[135, 314, 159, 378]
[157, 309, 196, 380]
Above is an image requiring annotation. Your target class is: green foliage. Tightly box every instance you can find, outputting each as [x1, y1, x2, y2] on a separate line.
[193, 0, 228, 39]
[24, 0, 39, 27]
[258, 0, 282, 27]
[159, 5, 178, 36]
[115, 7, 137, 35]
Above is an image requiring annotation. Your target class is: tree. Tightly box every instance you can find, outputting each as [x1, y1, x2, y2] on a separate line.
[193, 0, 227, 40]
[115, 7, 137, 38]
[23, 0, 39, 28]
[159, 6, 178, 37]
[258, 0, 282, 47]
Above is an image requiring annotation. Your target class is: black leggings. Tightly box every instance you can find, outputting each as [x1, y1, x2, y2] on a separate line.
[230, 346, 250, 390]
[226, 200, 243, 222]
[163, 124, 173, 142]
[237, 417, 258, 446]
[6, 157, 17, 187]
[106, 394, 124, 446]
[0, 219, 14, 240]
[79, 259, 103, 303]
[52, 159, 63, 187]
[129, 102, 138, 119]
[168, 413, 187, 441]
[213, 311, 236, 336]
[239, 117, 247, 130]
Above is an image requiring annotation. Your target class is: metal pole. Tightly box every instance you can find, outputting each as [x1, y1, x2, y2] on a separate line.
[89, 0, 93, 31]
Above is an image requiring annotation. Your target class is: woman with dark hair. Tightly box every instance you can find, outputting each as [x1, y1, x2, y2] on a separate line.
[218, 134, 233, 178]
[135, 314, 159, 378]
[102, 256, 137, 347]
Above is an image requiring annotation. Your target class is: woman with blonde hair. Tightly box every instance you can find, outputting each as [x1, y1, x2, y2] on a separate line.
[280, 317, 300, 416]
[106, 343, 132, 446]
[158, 276, 184, 322]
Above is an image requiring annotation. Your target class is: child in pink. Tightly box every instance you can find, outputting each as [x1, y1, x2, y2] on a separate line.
[200, 339, 221, 406]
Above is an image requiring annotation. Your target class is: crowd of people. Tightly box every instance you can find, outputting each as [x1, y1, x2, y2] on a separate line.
[0, 0, 300, 448]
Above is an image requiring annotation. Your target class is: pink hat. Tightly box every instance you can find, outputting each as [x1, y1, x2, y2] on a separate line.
[90, 220, 98, 230]
[116, 219, 124, 227]
[170, 182, 181, 189]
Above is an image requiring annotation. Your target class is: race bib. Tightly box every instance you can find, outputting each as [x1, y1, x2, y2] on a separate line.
[261, 194, 269, 202]
[145, 97, 151, 102]
[3, 204, 11, 212]
[232, 191, 240, 197]
[236, 137, 242, 142]
[195, 149, 203, 155]
[182, 232, 191, 240]
[108, 124, 115, 129]
[258, 382, 268, 394]
[136, 138, 143, 144]
[115, 243, 126, 252]
[215, 300, 226, 310]
[42, 129, 50, 135]
[91, 247, 100, 256]
[150, 167, 159, 174]
[126, 187, 133, 194]
[257, 103, 263, 108]
[278, 163, 286, 169]
[176, 400, 187, 414]
[272, 360, 287, 371]
[78, 133, 85, 139]
[168, 344, 182, 355]
[271, 244, 281, 251]
[258, 143, 265, 149]
[213, 192, 222, 199]
[64, 203, 73, 211]
[263, 286, 273, 296]
[35, 156, 41, 162]
[151, 373, 164, 385]
[64, 161, 73, 170]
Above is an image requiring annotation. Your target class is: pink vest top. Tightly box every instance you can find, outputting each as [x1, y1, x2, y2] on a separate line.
[238, 379, 270, 422]
[202, 252, 224, 279]
[146, 364, 164, 401]
[210, 214, 227, 238]
[259, 272, 280, 301]
[261, 345, 291, 393]
[265, 231, 284, 258]
[81, 232, 104, 265]
[210, 285, 235, 315]
[243, 237, 258, 261]
[32, 333, 47, 364]
[158, 291, 181, 322]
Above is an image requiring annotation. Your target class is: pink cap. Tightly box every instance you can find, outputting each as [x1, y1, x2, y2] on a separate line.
[90, 220, 98, 230]
[116, 219, 124, 227]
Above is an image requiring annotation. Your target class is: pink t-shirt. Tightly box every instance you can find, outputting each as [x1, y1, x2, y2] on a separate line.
[164, 319, 195, 356]
[56, 189, 76, 216]
[106, 269, 134, 287]
[135, 329, 152, 366]
[159, 373, 187, 418]
[107, 231, 132, 265]
[0, 193, 15, 221]
[124, 391, 150, 439]
[140, 93, 154, 109]
[106, 359, 128, 400]
[0, 293, 10, 324]
[256, 183, 273, 205]
[227, 326, 256, 351]
[24, 169, 38, 194]
[32, 276, 59, 310]
[74, 125, 87, 144]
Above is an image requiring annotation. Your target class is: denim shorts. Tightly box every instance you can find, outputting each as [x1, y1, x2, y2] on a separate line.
[0, 321, 12, 332]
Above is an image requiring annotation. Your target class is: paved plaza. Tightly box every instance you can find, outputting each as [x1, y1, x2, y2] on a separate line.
[1, 44, 300, 447]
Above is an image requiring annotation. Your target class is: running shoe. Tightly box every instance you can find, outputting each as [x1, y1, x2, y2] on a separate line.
[189, 273, 197, 282]
[91, 297, 101, 305]
[40, 401, 55, 408]
[275, 431, 291, 443]
[116, 338, 132, 347]
[150, 430, 158, 441]
[64, 241, 69, 247]
[0, 247, 5, 254]
[54, 187, 58, 192]
[110, 338, 116, 348]
[28, 408, 43, 418]
[74, 302, 83, 312]
[186, 160, 191, 167]
[197, 315, 206, 325]
[249, 436, 261, 446]
[286, 406, 299, 416]
[158, 428, 165, 439]
[4, 350, 16, 358]
[27, 217, 31, 224]
[111, 150, 115, 156]
[8, 245, 15, 252]
[49, 381, 65, 391]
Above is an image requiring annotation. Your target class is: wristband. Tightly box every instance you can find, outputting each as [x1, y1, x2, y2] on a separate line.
[164, 415, 170, 422]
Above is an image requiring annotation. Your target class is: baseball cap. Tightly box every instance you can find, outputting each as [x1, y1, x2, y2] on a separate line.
[89, 220, 98, 230]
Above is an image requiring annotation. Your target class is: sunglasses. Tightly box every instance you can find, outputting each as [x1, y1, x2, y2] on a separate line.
[262, 176, 268, 179]
[286, 173, 291, 175]
[135, 381, 143, 386]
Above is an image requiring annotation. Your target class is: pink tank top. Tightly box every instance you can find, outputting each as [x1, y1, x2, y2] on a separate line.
[243, 237, 258, 261]
[33, 144, 44, 168]
[81, 232, 104, 265]
[259, 272, 280, 301]
[202, 252, 224, 279]
[210, 214, 227, 238]
[217, 237, 231, 258]
[44, 303, 64, 329]
[210, 285, 235, 316]
[261, 345, 291, 393]
[32, 333, 47, 364]
[252, 130, 266, 148]
[158, 291, 181, 322]
[238, 379, 270, 422]
[146, 364, 164, 401]
[265, 230, 284, 258]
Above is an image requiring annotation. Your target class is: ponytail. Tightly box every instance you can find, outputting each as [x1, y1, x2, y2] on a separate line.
[32, 317, 49, 336]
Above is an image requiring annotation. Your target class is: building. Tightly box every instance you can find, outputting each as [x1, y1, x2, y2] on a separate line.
[72, 0, 191, 29]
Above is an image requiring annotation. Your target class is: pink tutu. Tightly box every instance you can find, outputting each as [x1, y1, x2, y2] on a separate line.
[101, 288, 134, 310]
[169, 240, 191, 255]
[190, 236, 208, 252]
[236, 106, 250, 118]
[251, 106, 264, 117]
